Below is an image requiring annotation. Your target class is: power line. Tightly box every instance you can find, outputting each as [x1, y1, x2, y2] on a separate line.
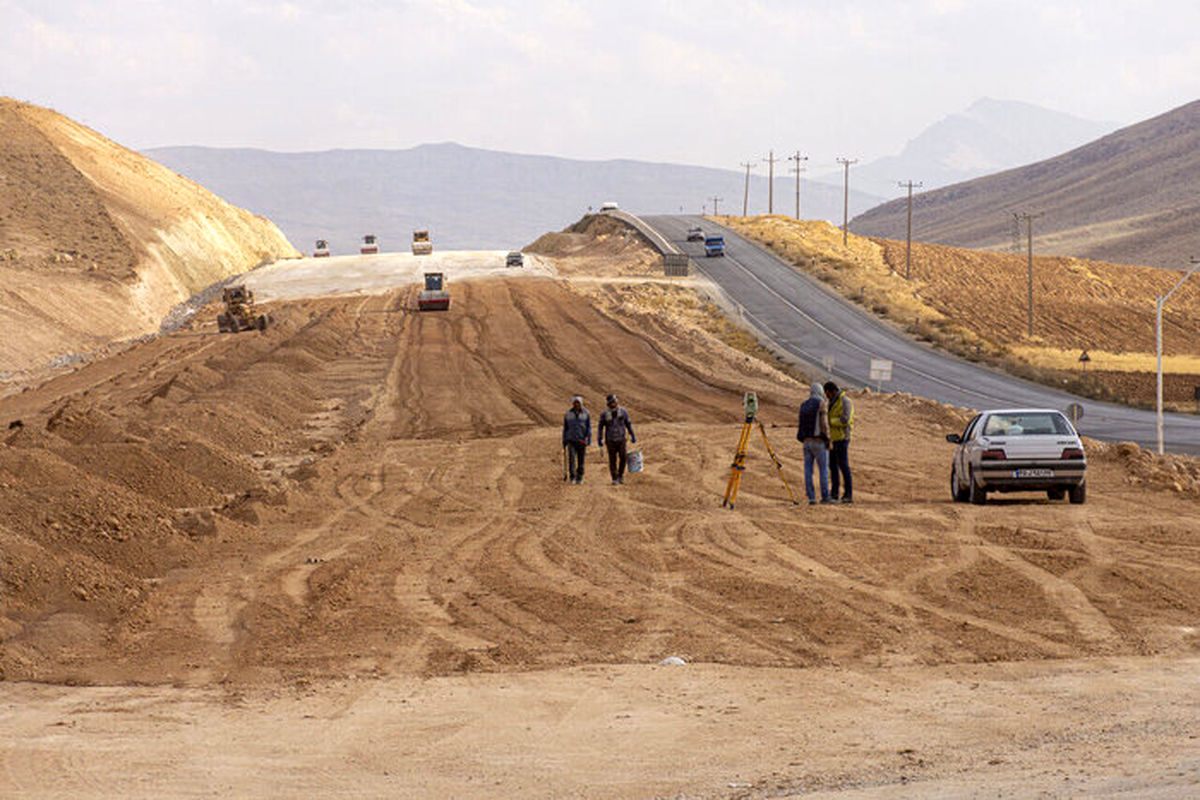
[898, 180, 922, 279]
[709, 196, 724, 215]
[788, 152, 808, 220]
[763, 150, 780, 214]
[739, 161, 755, 217]
[1014, 211, 1044, 337]
[837, 158, 857, 246]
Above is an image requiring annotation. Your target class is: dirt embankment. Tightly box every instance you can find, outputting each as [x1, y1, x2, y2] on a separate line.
[719, 214, 1200, 409]
[0, 98, 299, 379]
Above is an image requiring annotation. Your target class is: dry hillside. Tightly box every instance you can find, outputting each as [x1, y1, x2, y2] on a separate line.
[851, 99, 1200, 270]
[719, 215, 1200, 408]
[0, 98, 299, 378]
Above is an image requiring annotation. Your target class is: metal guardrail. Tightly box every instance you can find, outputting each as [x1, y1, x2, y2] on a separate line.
[602, 210, 680, 256]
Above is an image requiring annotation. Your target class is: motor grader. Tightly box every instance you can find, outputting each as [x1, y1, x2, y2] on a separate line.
[216, 285, 270, 333]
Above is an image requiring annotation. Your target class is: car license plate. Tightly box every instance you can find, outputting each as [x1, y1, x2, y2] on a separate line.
[1014, 469, 1053, 478]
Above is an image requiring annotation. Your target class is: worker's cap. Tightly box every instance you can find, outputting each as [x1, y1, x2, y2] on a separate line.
[606, 394, 617, 404]
[571, 395, 583, 404]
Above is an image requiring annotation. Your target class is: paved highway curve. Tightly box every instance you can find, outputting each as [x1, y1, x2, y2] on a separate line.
[642, 214, 1200, 455]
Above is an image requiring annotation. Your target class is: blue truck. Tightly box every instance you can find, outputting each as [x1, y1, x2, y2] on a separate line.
[704, 235, 725, 257]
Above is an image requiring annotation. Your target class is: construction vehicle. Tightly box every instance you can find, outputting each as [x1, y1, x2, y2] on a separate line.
[216, 285, 269, 333]
[361, 234, 379, 254]
[417, 272, 450, 311]
[412, 229, 433, 255]
[313, 239, 331, 257]
[704, 235, 726, 257]
[506, 251, 524, 268]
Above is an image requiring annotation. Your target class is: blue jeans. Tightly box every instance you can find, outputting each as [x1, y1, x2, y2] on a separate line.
[831, 439, 852, 500]
[802, 439, 830, 501]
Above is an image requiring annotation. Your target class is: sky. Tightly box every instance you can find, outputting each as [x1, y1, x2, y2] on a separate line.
[2, 0, 1199, 174]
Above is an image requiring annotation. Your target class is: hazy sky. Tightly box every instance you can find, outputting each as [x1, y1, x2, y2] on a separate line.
[3, 0, 1198, 173]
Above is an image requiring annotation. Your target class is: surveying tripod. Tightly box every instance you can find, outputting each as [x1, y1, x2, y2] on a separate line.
[722, 394, 799, 509]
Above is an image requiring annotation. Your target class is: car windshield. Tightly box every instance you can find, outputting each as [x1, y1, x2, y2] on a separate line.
[982, 412, 1072, 437]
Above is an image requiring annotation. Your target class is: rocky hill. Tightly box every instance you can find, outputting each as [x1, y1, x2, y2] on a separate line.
[821, 98, 1116, 199]
[0, 99, 299, 377]
[850, 100, 1200, 269]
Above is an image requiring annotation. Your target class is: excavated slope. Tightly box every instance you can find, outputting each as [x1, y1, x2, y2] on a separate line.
[0, 98, 299, 375]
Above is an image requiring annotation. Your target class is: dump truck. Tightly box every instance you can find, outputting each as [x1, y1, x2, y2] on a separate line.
[412, 229, 433, 255]
[216, 285, 270, 333]
[506, 251, 524, 268]
[704, 235, 726, 257]
[313, 239, 330, 257]
[417, 272, 450, 311]
[361, 234, 379, 254]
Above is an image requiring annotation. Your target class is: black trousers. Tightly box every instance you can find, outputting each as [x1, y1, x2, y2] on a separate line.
[606, 440, 627, 479]
[830, 439, 852, 500]
[566, 441, 587, 480]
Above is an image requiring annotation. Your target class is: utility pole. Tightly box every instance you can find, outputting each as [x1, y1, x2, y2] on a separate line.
[898, 180, 922, 279]
[708, 196, 723, 215]
[837, 158, 857, 246]
[788, 151, 808, 220]
[1156, 257, 1200, 454]
[763, 150, 779, 214]
[739, 161, 755, 217]
[1014, 212, 1043, 337]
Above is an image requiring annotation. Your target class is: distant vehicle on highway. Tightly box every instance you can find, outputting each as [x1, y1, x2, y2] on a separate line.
[686, 226, 704, 241]
[506, 251, 524, 268]
[313, 239, 330, 258]
[704, 235, 725, 257]
[361, 234, 379, 255]
[946, 409, 1087, 505]
[599, 201, 619, 212]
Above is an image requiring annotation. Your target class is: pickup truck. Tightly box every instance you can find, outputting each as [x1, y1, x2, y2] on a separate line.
[686, 226, 704, 241]
[704, 235, 725, 257]
[506, 251, 524, 268]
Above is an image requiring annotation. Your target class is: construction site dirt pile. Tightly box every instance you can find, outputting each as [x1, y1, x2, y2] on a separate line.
[3, 276, 1199, 688]
[0, 98, 299, 379]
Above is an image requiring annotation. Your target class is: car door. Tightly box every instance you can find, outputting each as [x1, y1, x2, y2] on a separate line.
[957, 414, 981, 485]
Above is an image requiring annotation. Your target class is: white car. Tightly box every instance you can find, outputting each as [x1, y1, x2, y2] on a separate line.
[598, 201, 619, 212]
[946, 409, 1087, 505]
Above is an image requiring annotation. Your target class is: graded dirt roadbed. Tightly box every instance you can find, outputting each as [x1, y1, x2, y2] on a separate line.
[3, 270, 1198, 797]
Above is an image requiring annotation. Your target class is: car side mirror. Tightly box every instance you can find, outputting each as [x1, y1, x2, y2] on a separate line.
[945, 433, 962, 444]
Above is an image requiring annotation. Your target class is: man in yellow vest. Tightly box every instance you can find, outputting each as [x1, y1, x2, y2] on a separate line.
[824, 381, 854, 504]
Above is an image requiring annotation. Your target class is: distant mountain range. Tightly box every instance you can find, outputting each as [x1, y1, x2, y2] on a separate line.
[851, 99, 1200, 270]
[821, 98, 1118, 201]
[144, 144, 884, 254]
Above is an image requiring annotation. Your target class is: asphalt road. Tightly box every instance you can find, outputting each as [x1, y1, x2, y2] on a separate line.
[643, 215, 1200, 455]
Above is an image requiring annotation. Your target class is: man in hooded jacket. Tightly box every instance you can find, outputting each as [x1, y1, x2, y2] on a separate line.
[797, 382, 833, 504]
[562, 395, 591, 484]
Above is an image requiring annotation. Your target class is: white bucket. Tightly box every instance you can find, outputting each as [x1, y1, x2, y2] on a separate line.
[627, 448, 643, 473]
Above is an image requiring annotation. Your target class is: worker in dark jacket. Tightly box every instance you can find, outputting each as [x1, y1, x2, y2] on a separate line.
[597, 393, 636, 485]
[824, 381, 854, 503]
[797, 382, 833, 504]
[562, 395, 591, 484]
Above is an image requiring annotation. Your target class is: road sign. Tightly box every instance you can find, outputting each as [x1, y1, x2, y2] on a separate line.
[663, 253, 690, 276]
[1066, 403, 1085, 425]
[869, 359, 893, 392]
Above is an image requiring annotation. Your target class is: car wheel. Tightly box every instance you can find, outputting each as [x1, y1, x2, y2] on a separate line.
[1068, 482, 1086, 504]
[968, 469, 988, 505]
[1047, 489, 1065, 501]
[951, 467, 968, 502]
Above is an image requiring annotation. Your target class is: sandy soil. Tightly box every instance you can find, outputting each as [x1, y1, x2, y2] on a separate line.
[3, 236, 1200, 795]
[0, 98, 297, 378]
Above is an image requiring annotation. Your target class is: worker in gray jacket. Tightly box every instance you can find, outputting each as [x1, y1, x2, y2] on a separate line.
[562, 395, 591, 484]
[597, 393, 636, 485]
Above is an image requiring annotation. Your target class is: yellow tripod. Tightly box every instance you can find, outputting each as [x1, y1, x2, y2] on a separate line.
[722, 411, 799, 509]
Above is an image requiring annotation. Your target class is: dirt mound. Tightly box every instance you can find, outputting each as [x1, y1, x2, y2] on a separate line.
[0, 98, 299, 378]
[526, 214, 659, 275]
[3, 274, 1199, 687]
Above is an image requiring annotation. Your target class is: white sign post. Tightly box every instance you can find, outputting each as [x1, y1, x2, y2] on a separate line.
[869, 358, 893, 392]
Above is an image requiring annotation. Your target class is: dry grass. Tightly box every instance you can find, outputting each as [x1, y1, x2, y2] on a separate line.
[716, 215, 1200, 410]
